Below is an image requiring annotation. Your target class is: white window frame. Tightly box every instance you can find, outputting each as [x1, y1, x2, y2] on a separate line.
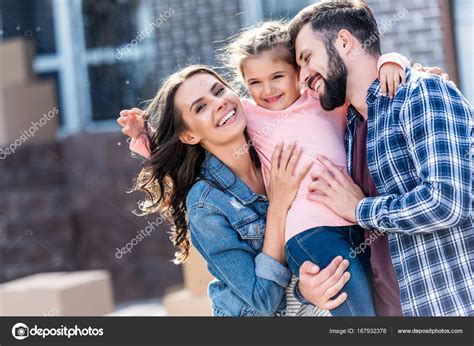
[32, 0, 155, 135]
[453, 0, 474, 104]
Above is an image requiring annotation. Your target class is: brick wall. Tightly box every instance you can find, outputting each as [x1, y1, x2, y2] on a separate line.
[367, 0, 445, 68]
[0, 133, 182, 302]
[140, 0, 244, 96]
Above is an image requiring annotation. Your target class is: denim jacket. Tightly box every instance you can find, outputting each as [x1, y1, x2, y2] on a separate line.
[186, 152, 291, 316]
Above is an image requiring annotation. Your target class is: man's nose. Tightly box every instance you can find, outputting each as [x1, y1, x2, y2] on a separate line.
[300, 67, 309, 85]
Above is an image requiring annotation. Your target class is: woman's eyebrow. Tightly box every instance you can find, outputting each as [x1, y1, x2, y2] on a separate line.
[190, 82, 221, 111]
[190, 97, 204, 112]
[210, 82, 220, 93]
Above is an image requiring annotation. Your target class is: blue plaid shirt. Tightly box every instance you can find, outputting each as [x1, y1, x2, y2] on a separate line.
[346, 69, 473, 316]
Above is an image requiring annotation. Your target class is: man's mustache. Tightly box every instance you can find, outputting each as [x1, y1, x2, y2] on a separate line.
[307, 73, 323, 91]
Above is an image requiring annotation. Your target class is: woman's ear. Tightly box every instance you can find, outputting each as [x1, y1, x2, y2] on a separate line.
[179, 130, 200, 145]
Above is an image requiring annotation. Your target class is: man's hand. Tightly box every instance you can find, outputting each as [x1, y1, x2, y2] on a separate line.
[307, 155, 365, 222]
[298, 256, 351, 310]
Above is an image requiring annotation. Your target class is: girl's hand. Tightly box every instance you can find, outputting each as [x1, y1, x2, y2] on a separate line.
[379, 62, 406, 98]
[267, 142, 312, 212]
[117, 108, 147, 139]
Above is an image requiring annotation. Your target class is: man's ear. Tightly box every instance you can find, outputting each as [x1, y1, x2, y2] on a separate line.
[179, 130, 200, 145]
[336, 29, 354, 54]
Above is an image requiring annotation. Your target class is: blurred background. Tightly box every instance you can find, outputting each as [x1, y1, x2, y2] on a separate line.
[0, 0, 472, 316]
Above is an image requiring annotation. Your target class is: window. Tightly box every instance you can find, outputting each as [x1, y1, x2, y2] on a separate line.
[453, 0, 474, 103]
[1, 0, 62, 124]
[0, 0, 56, 54]
[1, 0, 156, 133]
[2, 0, 280, 134]
[261, 0, 313, 20]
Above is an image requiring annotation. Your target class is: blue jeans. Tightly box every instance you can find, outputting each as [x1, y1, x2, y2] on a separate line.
[285, 225, 375, 316]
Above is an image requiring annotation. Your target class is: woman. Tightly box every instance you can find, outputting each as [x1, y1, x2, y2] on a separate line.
[119, 65, 351, 316]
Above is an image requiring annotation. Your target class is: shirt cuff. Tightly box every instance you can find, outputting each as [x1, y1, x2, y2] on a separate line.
[293, 279, 312, 305]
[255, 252, 291, 288]
[356, 196, 397, 231]
[129, 133, 151, 159]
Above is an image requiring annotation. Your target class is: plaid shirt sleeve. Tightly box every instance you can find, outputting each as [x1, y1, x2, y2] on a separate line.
[356, 76, 473, 234]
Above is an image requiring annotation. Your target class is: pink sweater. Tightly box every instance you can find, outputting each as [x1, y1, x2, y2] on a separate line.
[243, 92, 352, 241]
[130, 53, 410, 242]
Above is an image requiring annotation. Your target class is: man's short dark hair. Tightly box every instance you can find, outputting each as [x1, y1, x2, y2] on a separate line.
[289, 0, 381, 57]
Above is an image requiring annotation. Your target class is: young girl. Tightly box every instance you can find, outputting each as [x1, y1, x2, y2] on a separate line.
[120, 22, 409, 316]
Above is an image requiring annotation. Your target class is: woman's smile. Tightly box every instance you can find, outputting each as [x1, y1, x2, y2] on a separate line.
[216, 107, 238, 127]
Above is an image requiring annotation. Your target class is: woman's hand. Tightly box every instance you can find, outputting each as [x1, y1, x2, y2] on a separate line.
[117, 108, 147, 139]
[379, 62, 406, 98]
[298, 257, 351, 310]
[267, 142, 312, 212]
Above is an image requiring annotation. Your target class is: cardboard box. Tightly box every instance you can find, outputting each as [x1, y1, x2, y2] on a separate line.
[162, 288, 211, 316]
[0, 80, 58, 147]
[0, 271, 114, 316]
[0, 37, 35, 86]
[182, 246, 214, 295]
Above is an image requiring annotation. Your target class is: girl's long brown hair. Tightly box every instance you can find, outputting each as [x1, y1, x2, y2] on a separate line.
[134, 65, 259, 264]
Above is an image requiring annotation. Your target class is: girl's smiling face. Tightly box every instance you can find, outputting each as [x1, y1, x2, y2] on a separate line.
[242, 50, 301, 111]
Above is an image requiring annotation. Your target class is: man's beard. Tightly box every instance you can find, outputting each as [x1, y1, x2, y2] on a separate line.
[308, 46, 348, 111]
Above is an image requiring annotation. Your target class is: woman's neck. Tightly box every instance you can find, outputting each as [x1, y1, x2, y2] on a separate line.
[209, 136, 266, 196]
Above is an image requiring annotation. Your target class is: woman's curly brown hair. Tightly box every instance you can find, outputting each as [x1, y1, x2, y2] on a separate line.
[134, 65, 259, 264]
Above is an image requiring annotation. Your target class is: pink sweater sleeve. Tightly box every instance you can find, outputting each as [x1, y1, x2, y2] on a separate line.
[377, 52, 411, 71]
[129, 123, 153, 159]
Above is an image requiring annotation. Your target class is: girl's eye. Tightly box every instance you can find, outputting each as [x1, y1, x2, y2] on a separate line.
[249, 81, 260, 85]
[305, 54, 312, 63]
[215, 87, 224, 96]
[273, 75, 283, 80]
[196, 104, 206, 113]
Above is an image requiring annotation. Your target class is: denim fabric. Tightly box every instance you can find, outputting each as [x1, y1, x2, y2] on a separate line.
[186, 152, 291, 316]
[285, 225, 375, 316]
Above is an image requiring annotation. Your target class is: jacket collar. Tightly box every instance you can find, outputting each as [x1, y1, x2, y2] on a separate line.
[201, 151, 260, 205]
